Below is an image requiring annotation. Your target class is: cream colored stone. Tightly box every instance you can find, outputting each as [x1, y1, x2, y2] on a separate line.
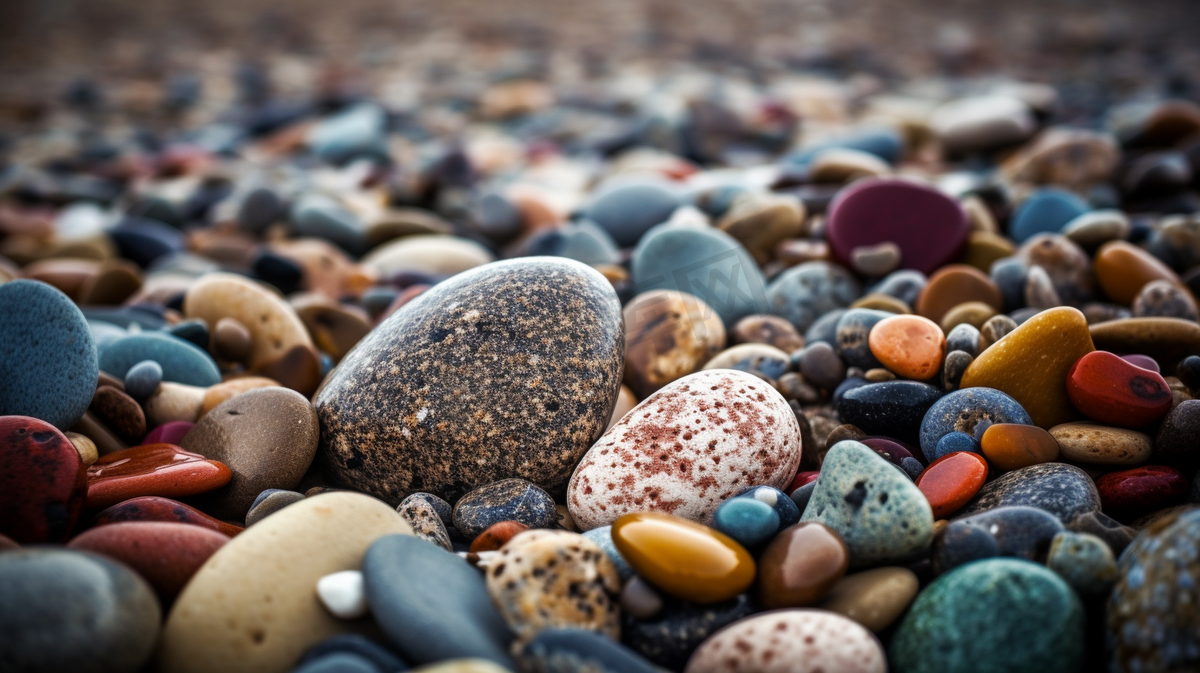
[1050, 422, 1152, 465]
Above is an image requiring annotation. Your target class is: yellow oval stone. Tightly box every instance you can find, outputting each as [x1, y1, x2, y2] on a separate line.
[959, 306, 1094, 429]
[612, 512, 755, 604]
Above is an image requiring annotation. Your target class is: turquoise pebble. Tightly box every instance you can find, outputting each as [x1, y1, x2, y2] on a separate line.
[736, 485, 800, 528]
[123, 360, 163, 401]
[99, 332, 221, 387]
[712, 497, 780, 547]
[929, 431, 980, 462]
[1010, 188, 1090, 244]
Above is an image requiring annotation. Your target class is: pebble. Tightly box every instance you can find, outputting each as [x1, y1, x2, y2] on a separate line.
[65, 430, 98, 465]
[245, 489, 306, 527]
[159, 493, 414, 673]
[92, 495, 244, 537]
[123, 359, 163, 401]
[916, 264, 1003, 324]
[1156, 399, 1200, 472]
[67, 521, 229, 603]
[584, 182, 681, 248]
[801, 440, 934, 567]
[955, 462, 1101, 522]
[836, 380, 943, 444]
[684, 609, 887, 673]
[1133, 279, 1199, 320]
[521, 628, 660, 673]
[979, 423, 1060, 470]
[1049, 422, 1152, 465]
[611, 512, 755, 603]
[86, 442, 232, 509]
[1009, 188, 1091, 244]
[1090, 316, 1200, 373]
[99, 332, 222, 388]
[362, 235, 494, 279]
[931, 431, 980, 462]
[945, 323, 982, 356]
[623, 290, 726, 398]
[0, 416, 86, 543]
[868, 314, 945, 380]
[931, 95, 1036, 154]
[711, 496, 780, 548]
[0, 280, 99, 430]
[485, 529, 621, 641]
[0, 549, 161, 673]
[731, 314, 805, 353]
[1062, 209, 1131, 249]
[757, 522, 849, 608]
[717, 192, 805, 264]
[766, 262, 860, 334]
[891, 558, 1083, 673]
[318, 258, 622, 505]
[818, 567, 919, 632]
[468, 520, 529, 554]
[1046, 531, 1118, 595]
[798, 341, 846, 389]
[295, 634, 408, 673]
[1066, 350, 1172, 426]
[363, 533, 514, 667]
[1096, 465, 1189, 519]
[915, 450, 989, 518]
[918, 387, 1033, 458]
[397, 493, 453, 551]
[1067, 510, 1137, 557]
[622, 593, 756, 669]
[580, 525, 634, 581]
[701, 342, 792, 380]
[1095, 240, 1186, 306]
[143, 420, 194, 445]
[834, 308, 891, 370]
[180, 387, 319, 519]
[452, 478, 558, 539]
[568, 369, 801, 529]
[850, 241, 902, 277]
[947, 506, 1064, 566]
[316, 570, 369, 620]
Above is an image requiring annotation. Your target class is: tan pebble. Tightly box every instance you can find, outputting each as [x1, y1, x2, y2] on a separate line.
[851, 293, 911, 314]
[960, 231, 1015, 274]
[717, 193, 805, 265]
[864, 368, 895, 382]
[819, 567, 920, 632]
[65, 431, 99, 466]
[939, 301, 998, 334]
[361, 234, 494, 278]
[623, 290, 725, 399]
[213, 317, 253, 362]
[809, 148, 891, 183]
[143, 382, 206, 427]
[1049, 422, 1152, 466]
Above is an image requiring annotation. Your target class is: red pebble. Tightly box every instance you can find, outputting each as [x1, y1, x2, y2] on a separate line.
[68, 521, 229, 603]
[142, 421, 194, 446]
[87, 443, 232, 510]
[469, 520, 530, 553]
[790, 470, 821, 492]
[915, 451, 989, 519]
[92, 495, 243, 537]
[0, 416, 86, 543]
[1066, 351, 1172, 427]
[1096, 465, 1188, 518]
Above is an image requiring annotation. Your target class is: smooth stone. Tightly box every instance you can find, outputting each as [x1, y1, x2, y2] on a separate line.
[961, 231, 1016, 275]
[619, 576, 664, 619]
[612, 512, 755, 604]
[817, 567, 919, 632]
[468, 521, 528, 554]
[930, 431, 980, 462]
[318, 258, 623, 505]
[124, 360, 163, 401]
[144, 420, 194, 445]
[1107, 507, 1200, 672]
[621, 593, 756, 670]
[452, 479, 557, 539]
[316, 570, 368, 620]
[363, 235, 495, 279]
[92, 495, 243, 537]
[945, 323, 982, 357]
[245, 489, 306, 527]
[757, 522, 849, 608]
[711, 497, 779, 548]
[1047, 531, 1118, 595]
[1066, 351, 1172, 427]
[86, 442, 231, 509]
[834, 309, 891, 370]
[184, 273, 321, 395]
[585, 182, 681, 248]
[214, 316, 254, 361]
[980, 314, 1019, 346]
[1067, 511, 1137, 557]
[804, 309, 848, 346]
[787, 128, 903, 167]
[732, 315, 805, 353]
[735, 485, 801, 528]
[292, 295, 373, 362]
[826, 177, 968, 276]
[296, 634, 408, 673]
[801, 440, 934, 567]
[717, 192, 805, 264]
[1134, 280, 1199, 320]
[580, 526, 634, 581]
[521, 628, 659, 673]
[836, 381, 943, 445]
[1096, 466, 1189, 519]
[860, 437, 917, 467]
[798, 341, 846, 390]
[67, 521, 229, 603]
[850, 241, 902, 277]
[66, 431, 99, 466]
[939, 302, 999, 336]
[1049, 422, 1152, 465]
[920, 388, 1032, 457]
[930, 520, 1001, 575]
[632, 225, 768, 327]
[701, 343, 791, 381]
[766, 262, 860, 334]
[569, 369, 801, 529]
[1016, 234, 1093, 307]
[872, 269, 927, 307]
[956, 462, 1101, 522]
[1095, 240, 1185, 306]
[1009, 188, 1090, 244]
[0, 549, 161, 673]
[0, 416, 86, 543]
[159, 493, 414, 673]
[365, 534, 513, 667]
[950, 506, 1065, 566]
[109, 217, 185, 266]
[916, 264, 1003, 325]
[293, 652, 380, 673]
[850, 292, 911, 314]
[290, 194, 368, 255]
[959, 306, 1095, 428]
[181, 387, 319, 519]
[868, 314, 944, 381]
[397, 494, 453, 551]
[916, 451, 989, 519]
[931, 95, 1036, 153]
[1063, 209, 1131, 248]
[486, 530, 621, 642]
[990, 258, 1029, 313]
[980, 423, 1060, 470]
[1091, 317, 1200, 373]
[623, 290, 726, 399]
[100, 332, 221, 388]
[1002, 128, 1119, 188]
[891, 559, 1084, 673]
[0, 280, 98, 429]
[684, 609, 886, 673]
[1156, 399, 1200, 472]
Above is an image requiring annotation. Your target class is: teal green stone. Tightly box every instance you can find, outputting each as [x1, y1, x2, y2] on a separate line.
[893, 558, 1085, 673]
[800, 440, 933, 566]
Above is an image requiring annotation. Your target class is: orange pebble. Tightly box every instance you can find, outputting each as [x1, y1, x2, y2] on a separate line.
[980, 423, 1061, 471]
[868, 314, 946, 380]
[915, 451, 989, 518]
[469, 520, 530, 553]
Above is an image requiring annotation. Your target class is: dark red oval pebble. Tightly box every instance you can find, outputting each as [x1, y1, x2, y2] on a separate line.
[68, 521, 229, 603]
[0, 416, 86, 543]
[92, 495, 243, 537]
[1096, 465, 1188, 518]
[1066, 351, 1172, 427]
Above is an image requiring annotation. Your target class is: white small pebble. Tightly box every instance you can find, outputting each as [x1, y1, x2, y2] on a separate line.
[754, 488, 778, 506]
[316, 570, 368, 619]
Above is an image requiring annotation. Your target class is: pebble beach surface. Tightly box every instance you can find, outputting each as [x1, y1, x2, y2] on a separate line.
[3, 7, 1200, 671]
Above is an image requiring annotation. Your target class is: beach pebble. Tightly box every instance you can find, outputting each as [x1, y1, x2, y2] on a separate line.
[1046, 531, 1117, 595]
[68, 522, 229, 603]
[757, 521, 849, 608]
[397, 493, 453, 551]
[818, 566, 919, 632]
[956, 462, 1101, 522]
[316, 570, 368, 619]
[1049, 422, 1152, 465]
[766, 262, 860, 334]
[452, 478, 558, 539]
[612, 512, 755, 604]
[0, 416, 86, 543]
[684, 609, 886, 673]
[245, 489, 306, 527]
[623, 290, 726, 399]
[622, 593, 756, 669]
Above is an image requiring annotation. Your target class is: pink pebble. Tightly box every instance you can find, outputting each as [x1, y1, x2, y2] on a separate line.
[142, 421, 195, 446]
[1120, 354, 1160, 373]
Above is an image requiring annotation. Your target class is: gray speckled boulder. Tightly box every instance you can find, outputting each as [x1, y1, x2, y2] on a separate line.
[956, 462, 1100, 523]
[801, 440, 934, 567]
[315, 257, 624, 504]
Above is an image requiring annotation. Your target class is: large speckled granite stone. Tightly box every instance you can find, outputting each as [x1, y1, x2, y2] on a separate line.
[315, 257, 624, 504]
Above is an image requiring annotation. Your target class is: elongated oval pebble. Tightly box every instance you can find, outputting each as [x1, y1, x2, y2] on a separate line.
[1066, 351, 1172, 427]
[916, 451, 989, 518]
[612, 512, 755, 604]
[980, 423, 1060, 471]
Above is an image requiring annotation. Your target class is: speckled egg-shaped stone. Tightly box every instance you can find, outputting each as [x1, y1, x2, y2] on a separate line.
[623, 290, 726, 399]
[684, 609, 886, 673]
[956, 462, 1100, 522]
[452, 478, 558, 538]
[1108, 506, 1200, 672]
[316, 258, 623, 504]
[397, 493, 452, 551]
[0, 280, 98, 430]
[567, 369, 802, 530]
[485, 530, 621, 643]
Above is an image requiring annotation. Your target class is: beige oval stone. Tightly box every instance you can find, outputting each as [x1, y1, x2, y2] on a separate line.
[684, 609, 886, 673]
[850, 293, 911, 314]
[1049, 422, 1152, 466]
[939, 301, 998, 334]
[361, 234, 494, 278]
[623, 290, 725, 399]
[158, 492, 412, 673]
[65, 431, 99, 466]
[818, 567, 920, 632]
[144, 382, 206, 427]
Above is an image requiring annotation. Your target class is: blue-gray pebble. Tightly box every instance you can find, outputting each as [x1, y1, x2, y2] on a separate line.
[956, 463, 1100, 523]
[520, 628, 659, 673]
[766, 262, 860, 334]
[98, 331, 221, 387]
[451, 478, 558, 539]
[929, 431, 979, 462]
[297, 634, 408, 673]
[711, 498, 779, 548]
[735, 485, 800, 528]
[919, 387, 1032, 458]
[584, 182, 681, 248]
[581, 526, 633, 581]
[1047, 531, 1116, 595]
[123, 360, 163, 401]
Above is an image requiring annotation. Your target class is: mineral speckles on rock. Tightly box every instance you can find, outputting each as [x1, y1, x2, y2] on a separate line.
[315, 257, 624, 504]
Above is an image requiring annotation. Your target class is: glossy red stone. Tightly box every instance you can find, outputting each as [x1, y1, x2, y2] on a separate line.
[915, 451, 989, 519]
[1119, 354, 1161, 373]
[1096, 466, 1188, 518]
[142, 421, 195, 446]
[826, 178, 969, 275]
[0, 416, 86, 543]
[1066, 351, 1172, 427]
[790, 470, 821, 491]
[68, 521, 230, 603]
[92, 495, 244, 537]
[86, 443, 232, 509]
